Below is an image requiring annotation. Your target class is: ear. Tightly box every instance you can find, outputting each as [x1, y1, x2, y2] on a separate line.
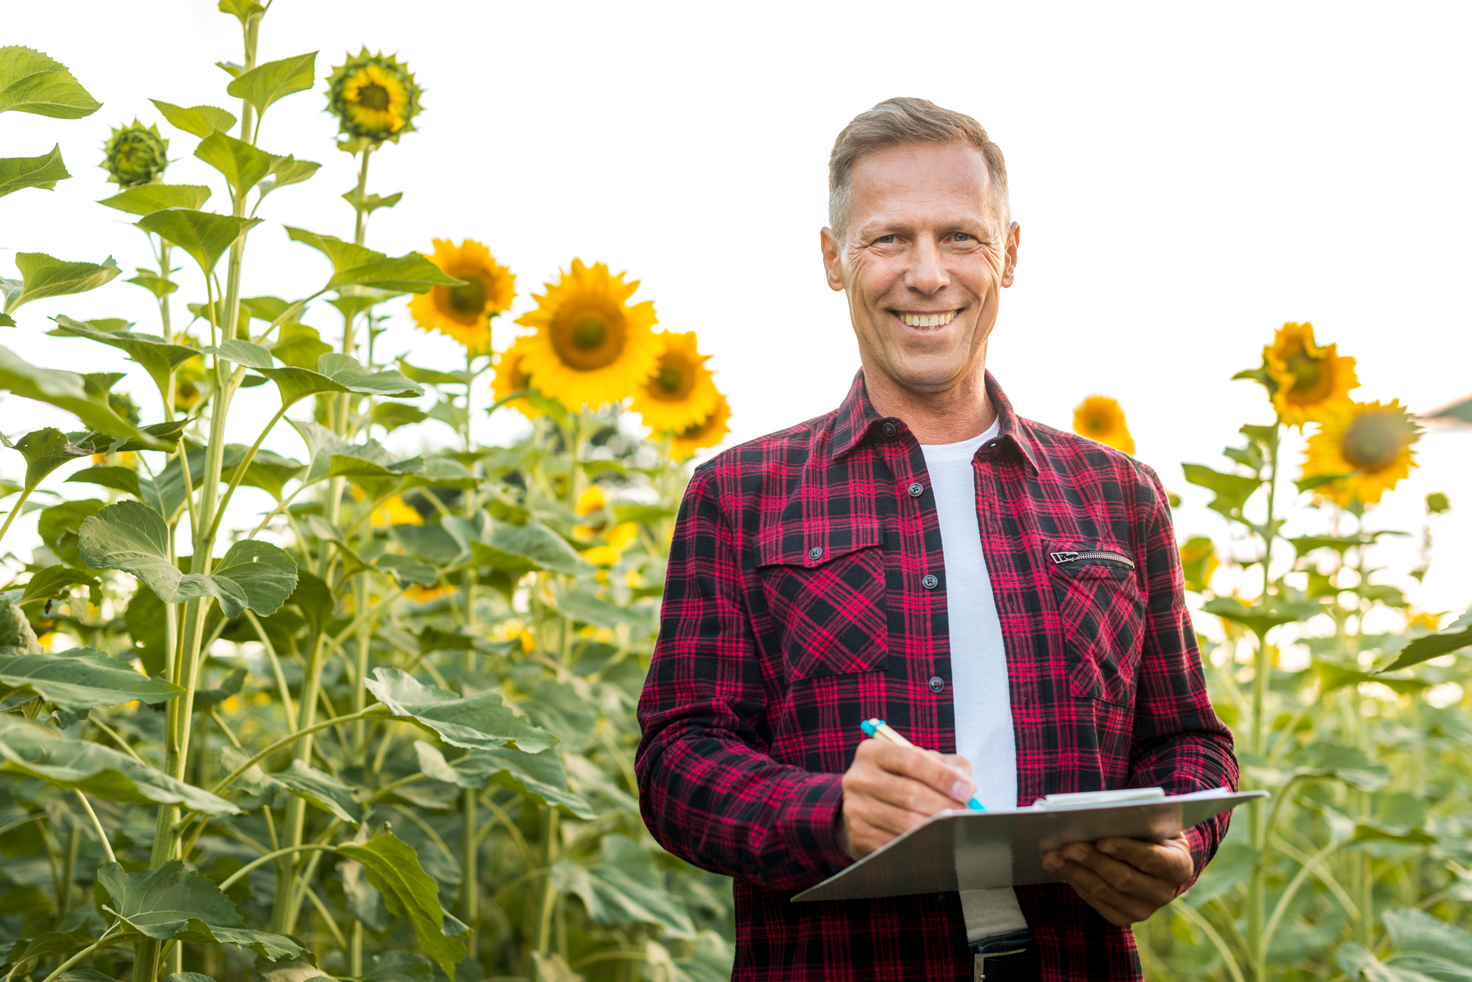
[820, 226, 845, 292]
[1000, 223, 1021, 288]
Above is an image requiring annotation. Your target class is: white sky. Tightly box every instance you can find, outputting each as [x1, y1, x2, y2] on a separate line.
[4, 1, 1471, 620]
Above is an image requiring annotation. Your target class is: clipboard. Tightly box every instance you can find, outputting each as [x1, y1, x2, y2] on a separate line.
[792, 787, 1266, 903]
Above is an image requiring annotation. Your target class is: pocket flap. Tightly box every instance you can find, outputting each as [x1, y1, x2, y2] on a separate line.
[756, 522, 884, 568]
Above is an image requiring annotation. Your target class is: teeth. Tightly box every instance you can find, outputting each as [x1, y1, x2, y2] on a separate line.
[898, 311, 957, 329]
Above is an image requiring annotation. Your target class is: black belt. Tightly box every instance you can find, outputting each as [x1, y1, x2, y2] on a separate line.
[968, 929, 1037, 982]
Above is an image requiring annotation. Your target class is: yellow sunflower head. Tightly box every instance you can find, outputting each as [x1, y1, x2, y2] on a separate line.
[1178, 536, 1220, 594]
[408, 239, 515, 355]
[491, 336, 546, 419]
[1263, 322, 1358, 428]
[671, 392, 732, 461]
[1302, 400, 1421, 507]
[630, 331, 722, 433]
[514, 259, 661, 407]
[326, 49, 422, 148]
[1072, 395, 1135, 455]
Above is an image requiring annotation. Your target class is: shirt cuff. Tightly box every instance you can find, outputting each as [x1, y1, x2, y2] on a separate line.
[783, 770, 852, 878]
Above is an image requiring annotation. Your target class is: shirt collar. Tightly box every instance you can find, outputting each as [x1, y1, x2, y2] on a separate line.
[828, 369, 1040, 475]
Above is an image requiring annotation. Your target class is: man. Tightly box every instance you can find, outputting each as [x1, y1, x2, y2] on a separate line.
[636, 97, 1237, 981]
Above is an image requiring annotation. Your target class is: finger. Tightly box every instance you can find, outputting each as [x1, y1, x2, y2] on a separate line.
[863, 741, 975, 803]
[939, 753, 974, 778]
[1094, 834, 1194, 885]
[1048, 857, 1159, 924]
[1054, 843, 1177, 909]
[848, 765, 968, 817]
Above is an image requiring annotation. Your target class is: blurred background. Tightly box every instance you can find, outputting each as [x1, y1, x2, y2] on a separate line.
[4, 0, 1470, 616]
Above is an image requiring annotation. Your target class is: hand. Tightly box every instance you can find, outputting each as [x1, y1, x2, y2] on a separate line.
[837, 740, 976, 859]
[1040, 833, 1194, 926]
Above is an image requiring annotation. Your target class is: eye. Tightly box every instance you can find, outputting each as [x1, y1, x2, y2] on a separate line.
[953, 232, 973, 242]
[874, 234, 898, 244]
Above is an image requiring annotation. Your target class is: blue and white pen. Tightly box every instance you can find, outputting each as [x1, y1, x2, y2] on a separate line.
[859, 718, 986, 812]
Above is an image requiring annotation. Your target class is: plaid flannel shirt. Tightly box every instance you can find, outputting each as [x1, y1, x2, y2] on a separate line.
[636, 371, 1238, 981]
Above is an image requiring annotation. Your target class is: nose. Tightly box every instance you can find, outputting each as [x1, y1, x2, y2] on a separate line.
[905, 234, 949, 295]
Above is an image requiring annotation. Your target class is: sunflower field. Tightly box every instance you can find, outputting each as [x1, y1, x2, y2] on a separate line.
[2, 6, 1471, 982]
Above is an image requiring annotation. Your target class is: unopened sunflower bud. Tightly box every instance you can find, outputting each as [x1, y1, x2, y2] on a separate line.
[327, 49, 422, 149]
[101, 120, 169, 187]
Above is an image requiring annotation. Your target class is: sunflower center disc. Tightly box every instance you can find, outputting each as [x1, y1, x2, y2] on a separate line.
[1343, 415, 1401, 471]
[447, 277, 487, 318]
[358, 82, 391, 111]
[655, 366, 684, 396]
[572, 317, 608, 351]
[1286, 350, 1326, 398]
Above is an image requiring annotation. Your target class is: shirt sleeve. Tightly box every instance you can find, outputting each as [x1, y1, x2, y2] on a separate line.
[635, 466, 852, 890]
[1128, 465, 1240, 884]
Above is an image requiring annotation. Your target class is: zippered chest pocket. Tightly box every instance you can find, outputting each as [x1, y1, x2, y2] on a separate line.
[1047, 543, 1145, 706]
[756, 524, 888, 683]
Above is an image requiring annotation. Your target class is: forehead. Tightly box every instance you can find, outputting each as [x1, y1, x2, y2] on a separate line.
[848, 142, 995, 227]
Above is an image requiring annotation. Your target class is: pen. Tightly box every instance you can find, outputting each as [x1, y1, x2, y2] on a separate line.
[860, 718, 986, 811]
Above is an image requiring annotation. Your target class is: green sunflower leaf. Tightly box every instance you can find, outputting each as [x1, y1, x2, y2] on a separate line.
[337, 830, 466, 977]
[127, 270, 179, 300]
[212, 338, 275, 369]
[0, 646, 181, 710]
[1182, 463, 1263, 522]
[271, 759, 362, 824]
[269, 323, 332, 369]
[471, 520, 591, 577]
[0, 715, 239, 813]
[0, 144, 70, 199]
[284, 226, 461, 294]
[4, 252, 121, 315]
[226, 52, 317, 117]
[97, 860, 304, 959]
[365, 668, 558, 753]
[0, 349, 159, 444]
[217, 0, 267, 26]
[257, 158, 320, 199]
[0, 47, 100, 119]
[78, 500, 298, 617]
[136, 210, 261, 277]
[0, 426, 90, 490]
[1382, 608, 1472, 672]
[98, 183, 211, 215]
[193, 132, 277, 197]
[1202, 596, 1321, 636]
[16, 564, 101, 610]
[414, 741, 594, 819]
[550, 855, 695, 938]
[255, 352, 421, 410]
[150, 99, 237, 138]
[50, 315, 199, 399]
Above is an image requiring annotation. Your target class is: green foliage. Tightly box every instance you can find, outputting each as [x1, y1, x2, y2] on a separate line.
[0, 47, 100, 119]
[0, 145, 69, 199]
[4, 253, 121, 316]
[1137, 354, 1471, 982]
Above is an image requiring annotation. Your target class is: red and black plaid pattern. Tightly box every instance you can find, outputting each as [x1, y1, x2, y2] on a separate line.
[636, 372, 1238, 982]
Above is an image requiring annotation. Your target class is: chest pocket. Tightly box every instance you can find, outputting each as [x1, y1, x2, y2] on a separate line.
[756, 523, 888, 683]
[1047, 543, 1146, 706]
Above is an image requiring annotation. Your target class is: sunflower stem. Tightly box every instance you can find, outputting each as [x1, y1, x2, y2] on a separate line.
[353, 146, 373, 247]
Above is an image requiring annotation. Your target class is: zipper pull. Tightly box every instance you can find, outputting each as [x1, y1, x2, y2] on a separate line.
[1049, 551, 1079, 565]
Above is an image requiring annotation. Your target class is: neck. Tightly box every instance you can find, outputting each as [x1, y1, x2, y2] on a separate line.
[861, 356, 997, 445]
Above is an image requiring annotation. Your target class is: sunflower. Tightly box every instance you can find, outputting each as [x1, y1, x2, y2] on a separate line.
[630, 331, 722, 432]
[491, 336, 545, 418]
[671, 392, 732, 461]
[101, 120, 168, 187]
[326, 49, 422, 148]
[409, 239, 515, 355]
[1263, 322, 1358, 427]
[370, 495, 423, 528]
[514, 259, 661, 407]
[1301, 400, 1421, 507]
[1072, 395, 1135, 455]
[1178, 536, 1220, 594]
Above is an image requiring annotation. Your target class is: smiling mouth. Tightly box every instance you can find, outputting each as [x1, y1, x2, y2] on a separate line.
[894, 309, 960, 330]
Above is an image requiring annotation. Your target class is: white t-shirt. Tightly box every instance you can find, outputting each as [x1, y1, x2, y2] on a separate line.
[919, 420, 1028, 942]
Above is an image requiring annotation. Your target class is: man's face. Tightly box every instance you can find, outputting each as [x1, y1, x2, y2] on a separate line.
[822, 142, 1019, 398]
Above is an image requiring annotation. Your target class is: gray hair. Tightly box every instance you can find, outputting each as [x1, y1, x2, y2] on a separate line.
[828, 97, 1010, 239]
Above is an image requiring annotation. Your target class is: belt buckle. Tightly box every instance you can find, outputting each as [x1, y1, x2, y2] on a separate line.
[973, 947, 1026, 982]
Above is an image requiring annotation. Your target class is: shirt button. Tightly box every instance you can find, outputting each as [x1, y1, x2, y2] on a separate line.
[929, 676, 946, 693]
[881, 422, 897, 437]
[937, 891, 951, 907]
[808, 546, 823, 561]
[907, 483, 924, 497]
[921, 573, 939, 590]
